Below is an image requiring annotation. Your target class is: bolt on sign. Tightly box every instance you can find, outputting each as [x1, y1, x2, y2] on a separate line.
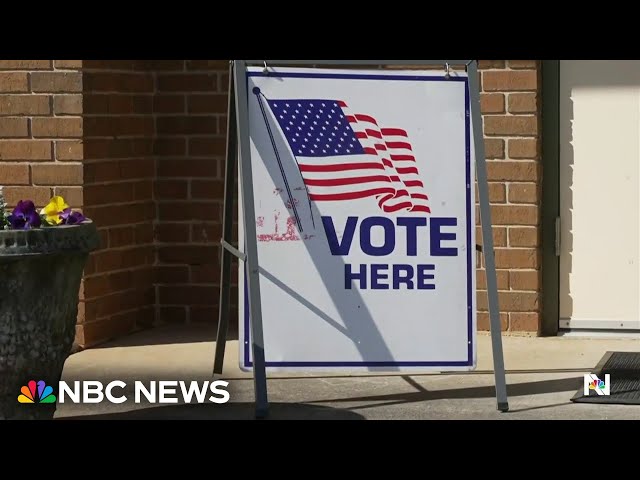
[239, 66, 476, 371]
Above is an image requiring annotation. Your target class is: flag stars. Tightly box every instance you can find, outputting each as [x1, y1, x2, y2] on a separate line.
[285, 103, 290, 107]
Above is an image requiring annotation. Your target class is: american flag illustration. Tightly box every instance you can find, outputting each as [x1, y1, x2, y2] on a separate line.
[265, 98, 431, 214]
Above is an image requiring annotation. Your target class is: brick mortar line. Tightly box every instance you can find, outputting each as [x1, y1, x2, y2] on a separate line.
[82, 114, 155, 117]
[79, 91, 156, 95]
[153, 70, 227, 74]
[77, 218, 152, 228]
[154, 241, 222, 246]
[153, 134, 227, 138]
[82, 134, 225, 139]
[84, 272, 155, 285]
[81, 69, 156, 74]
[86, 206, 155, 212]
[153, 113, 227, 117]
[82, 159, 157, 165]
[86, 260, 155, 272]
[80, 307, 156, 325]
[84, 265, 155, 279]
[81, 138, 154, 142]
[480, 268, 539, 272]
[152, 304, 217, 310]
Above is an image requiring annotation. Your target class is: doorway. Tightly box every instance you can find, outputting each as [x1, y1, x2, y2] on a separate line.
[557, 60, 640, 331]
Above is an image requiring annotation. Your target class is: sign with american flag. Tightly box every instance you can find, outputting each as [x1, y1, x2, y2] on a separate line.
[239, 67, 476, 371]
[266, 98, 431, 215]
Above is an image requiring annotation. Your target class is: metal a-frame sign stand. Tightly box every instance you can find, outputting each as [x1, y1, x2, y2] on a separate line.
[213, 60, 509, 419]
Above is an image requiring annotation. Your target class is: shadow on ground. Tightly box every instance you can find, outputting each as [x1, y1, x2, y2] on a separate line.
[56, 402, 365, 420]
[309, 375, 584, 409]
[85, 324, 230, 350]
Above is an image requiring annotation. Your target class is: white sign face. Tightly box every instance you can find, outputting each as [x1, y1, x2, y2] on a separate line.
[239, 66, 475, 372]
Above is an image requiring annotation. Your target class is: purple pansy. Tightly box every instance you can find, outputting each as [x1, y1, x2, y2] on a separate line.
[7, 200, 41, 230]
[60, 208, 85, 225]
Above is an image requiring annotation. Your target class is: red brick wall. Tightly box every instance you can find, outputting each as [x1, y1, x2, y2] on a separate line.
[477, 60, 541, 333]
[0, 60, 83, 210]
[153, 60, 230, 326]
[79, 61, 156, 346]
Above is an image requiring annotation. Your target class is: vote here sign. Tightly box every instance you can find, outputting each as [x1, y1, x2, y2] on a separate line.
[239, 66, 476, 371]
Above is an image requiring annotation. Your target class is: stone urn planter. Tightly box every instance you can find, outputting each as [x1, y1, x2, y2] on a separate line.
[0, 221, 100, 420]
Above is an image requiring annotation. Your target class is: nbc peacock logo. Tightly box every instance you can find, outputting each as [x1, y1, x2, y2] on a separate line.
[18, 380, 57, 404]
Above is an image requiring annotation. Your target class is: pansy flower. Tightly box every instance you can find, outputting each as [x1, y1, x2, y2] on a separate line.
[60, 208, 85, 225]
[41, 196, 69, 225]
[7, 200, 42, 230]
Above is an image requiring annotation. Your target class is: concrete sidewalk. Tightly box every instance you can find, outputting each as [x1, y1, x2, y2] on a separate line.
[55, 324, 640, 419]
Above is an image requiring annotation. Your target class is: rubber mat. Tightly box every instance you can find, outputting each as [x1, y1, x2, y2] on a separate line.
[572, 351, 640, 405]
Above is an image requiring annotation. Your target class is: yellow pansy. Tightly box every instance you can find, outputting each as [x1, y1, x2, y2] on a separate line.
[41, 196, 68, 225]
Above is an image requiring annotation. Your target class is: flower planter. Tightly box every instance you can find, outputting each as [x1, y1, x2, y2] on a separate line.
[0, 221, 100, 420]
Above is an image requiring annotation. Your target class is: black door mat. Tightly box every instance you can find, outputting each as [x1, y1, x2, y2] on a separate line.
[572, 351, 640, 405]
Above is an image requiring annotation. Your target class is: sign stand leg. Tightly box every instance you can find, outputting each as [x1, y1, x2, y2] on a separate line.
[233, 60, 270, 418]
[214, 61, 269, 419]
[213, 61, 237, 377]
[467, 61, 509, 412]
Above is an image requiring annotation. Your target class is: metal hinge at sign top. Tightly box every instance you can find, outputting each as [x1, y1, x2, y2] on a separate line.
[555, 216, 561, 257]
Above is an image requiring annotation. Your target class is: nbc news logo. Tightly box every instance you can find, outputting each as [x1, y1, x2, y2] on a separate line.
[583, 374, 611, 396]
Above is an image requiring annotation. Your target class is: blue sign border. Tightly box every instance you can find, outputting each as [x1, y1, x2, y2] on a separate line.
[242, 70, 473, 368]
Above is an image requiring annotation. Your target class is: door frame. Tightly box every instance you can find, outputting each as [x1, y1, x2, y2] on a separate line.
[541, 60, 560, 336]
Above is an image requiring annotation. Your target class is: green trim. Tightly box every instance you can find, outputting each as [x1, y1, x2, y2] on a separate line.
[541, 60, 560, 336]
